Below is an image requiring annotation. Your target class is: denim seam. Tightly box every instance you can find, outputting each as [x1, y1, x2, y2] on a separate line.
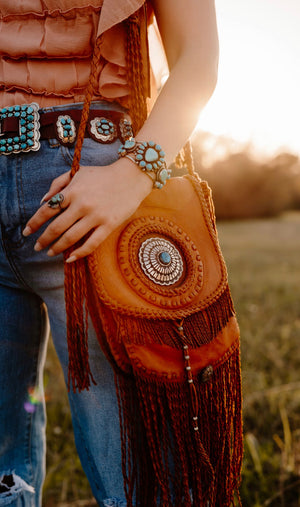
[70, 400, 104, 496]
[23, 298, 44, 486]
[7, 156, 25, 249]
[15, 153, 28, 233]
[60, 144, 73, 167]
[27, 302, 47, 492]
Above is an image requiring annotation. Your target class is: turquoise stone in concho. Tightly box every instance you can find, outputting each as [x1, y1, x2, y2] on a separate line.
[119, 118, 134, 142]
[159, 251, 171, 265]
[90, 117, 117, 143]
[56, 115, 76, 144]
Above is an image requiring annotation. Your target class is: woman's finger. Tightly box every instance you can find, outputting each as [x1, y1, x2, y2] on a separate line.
[46, 216, 95, 256]
[24, 190, 71, 238]
[32, 204, 82, 251]
[40, 171, 71, 204]
[65, 225, 110, 262]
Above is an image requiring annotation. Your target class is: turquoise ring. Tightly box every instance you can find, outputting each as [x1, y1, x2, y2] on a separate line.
[47, 193, 65, 210]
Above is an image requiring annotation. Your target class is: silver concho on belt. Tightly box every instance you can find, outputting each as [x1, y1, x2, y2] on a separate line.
[138, 237, 184, 286]
[90, 117, 117, 143]
[56, 115, 76, 144]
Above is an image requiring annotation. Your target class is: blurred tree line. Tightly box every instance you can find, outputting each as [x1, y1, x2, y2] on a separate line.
[172, 132, 300, 219]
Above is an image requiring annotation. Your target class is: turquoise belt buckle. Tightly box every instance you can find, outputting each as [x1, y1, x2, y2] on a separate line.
[0, 103, 40, 155]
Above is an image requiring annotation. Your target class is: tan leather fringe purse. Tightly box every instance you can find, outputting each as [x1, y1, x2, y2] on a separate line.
[64, 16, 243, 507]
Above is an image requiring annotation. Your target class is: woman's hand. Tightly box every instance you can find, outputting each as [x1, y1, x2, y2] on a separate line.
[23, 158, 152, 261]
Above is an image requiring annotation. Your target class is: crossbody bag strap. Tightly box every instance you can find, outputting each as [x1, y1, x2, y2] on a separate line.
[70, 37, 102, 178]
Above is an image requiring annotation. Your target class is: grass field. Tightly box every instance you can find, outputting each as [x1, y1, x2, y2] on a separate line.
[43, 212, 300, 506]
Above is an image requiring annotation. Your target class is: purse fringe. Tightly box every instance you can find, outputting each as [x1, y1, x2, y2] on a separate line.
[115, 345, 242, 507]
[116, 286, 235, 349]
[77, 285, 243, 505]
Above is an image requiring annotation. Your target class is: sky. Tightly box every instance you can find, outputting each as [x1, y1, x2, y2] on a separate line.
[196, 0, 300, 158]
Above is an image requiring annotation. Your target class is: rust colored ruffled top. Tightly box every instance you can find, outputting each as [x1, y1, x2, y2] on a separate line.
[0, 0, 145, 109]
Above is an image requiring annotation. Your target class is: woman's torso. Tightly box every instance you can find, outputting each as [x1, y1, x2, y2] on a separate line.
[0, 0, 130, 108]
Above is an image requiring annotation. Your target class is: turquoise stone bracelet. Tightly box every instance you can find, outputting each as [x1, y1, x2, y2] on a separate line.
[118, 139, 171, 189]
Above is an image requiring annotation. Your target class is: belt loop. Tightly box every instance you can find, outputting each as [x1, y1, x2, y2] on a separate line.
[48, 138, 60, 148]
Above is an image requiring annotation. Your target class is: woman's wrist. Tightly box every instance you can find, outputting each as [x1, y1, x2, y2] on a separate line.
[112, 156, 153, 196]
[118, 138, 171, 189]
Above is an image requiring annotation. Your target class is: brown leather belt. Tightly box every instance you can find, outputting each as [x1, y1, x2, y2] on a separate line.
[0, 103, 133, 155]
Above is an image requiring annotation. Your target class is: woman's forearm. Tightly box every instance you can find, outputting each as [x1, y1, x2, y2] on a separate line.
[138, 0, 219, 165]
[137, 50, 219, 165]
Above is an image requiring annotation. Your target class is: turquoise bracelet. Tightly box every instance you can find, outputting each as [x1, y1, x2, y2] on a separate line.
[118, 139, 171, 189]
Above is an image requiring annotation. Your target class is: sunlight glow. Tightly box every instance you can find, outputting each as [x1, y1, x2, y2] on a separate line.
[196, 0, 300, 157]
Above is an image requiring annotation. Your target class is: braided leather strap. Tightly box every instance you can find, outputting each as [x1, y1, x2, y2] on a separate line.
[70, 37, 102, 178]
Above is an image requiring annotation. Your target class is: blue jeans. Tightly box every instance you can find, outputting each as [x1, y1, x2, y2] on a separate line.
[0, 102, 128, 506]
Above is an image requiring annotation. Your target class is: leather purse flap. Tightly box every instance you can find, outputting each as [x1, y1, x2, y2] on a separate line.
[87, 174, 228, 319]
